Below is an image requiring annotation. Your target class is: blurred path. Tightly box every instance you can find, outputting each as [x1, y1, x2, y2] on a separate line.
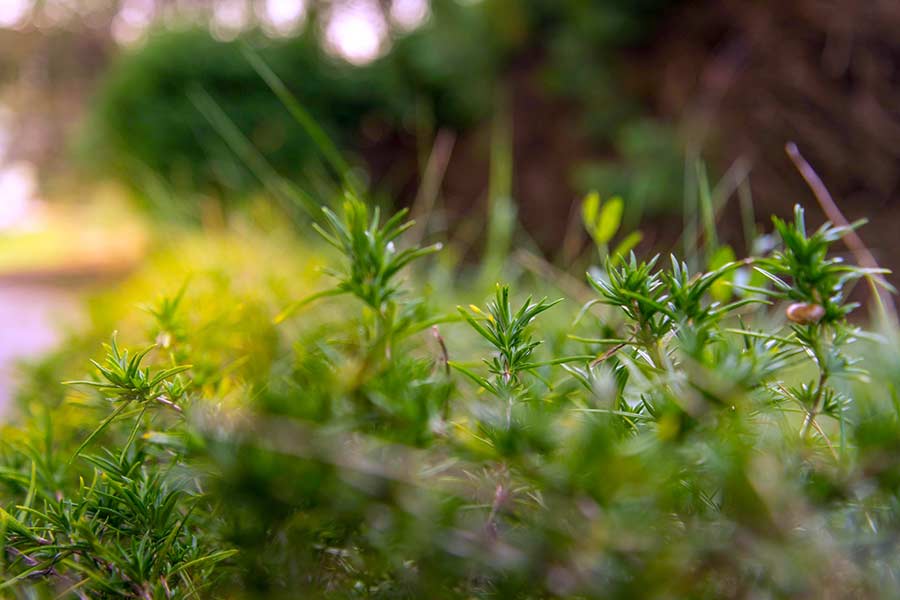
[0, 283, 80, 415]
[0, 178, 146, 416]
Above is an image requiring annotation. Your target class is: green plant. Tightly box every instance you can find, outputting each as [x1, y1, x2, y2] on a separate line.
[581, 191, 643, 261]
[454, 285, 572, 427]
[747, 206, 893, 438]
[276, 194, 442, 360]
[64, 334, 191, 460]
[0, 447, 233, 598]
[4, 191, 900, 599]
[0, 331, 227, 598]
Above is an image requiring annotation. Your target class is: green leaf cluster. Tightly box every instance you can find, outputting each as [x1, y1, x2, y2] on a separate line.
[3, 199, 900, 599]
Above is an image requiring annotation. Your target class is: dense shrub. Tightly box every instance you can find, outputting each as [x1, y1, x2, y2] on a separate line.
[82, 29, 411, 201]
[81, 0, 680, 218]
[81, 2, 502, 204]
[1, 188, 899, 598]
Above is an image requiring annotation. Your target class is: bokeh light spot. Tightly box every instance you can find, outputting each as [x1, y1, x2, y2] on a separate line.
[390, 0, 430, 31]
[325, 0, 388, 65]
[0, 0, 30, 28]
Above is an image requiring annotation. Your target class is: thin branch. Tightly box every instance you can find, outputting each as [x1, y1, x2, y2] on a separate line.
[799, 370, 828, 440]
[155, 395, 183, 413]
[590, 342, 627, 368]
[410, 129, 456, 244]
[811, 419, 839, 461]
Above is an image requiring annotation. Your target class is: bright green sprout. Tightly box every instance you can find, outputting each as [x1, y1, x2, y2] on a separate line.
[64, 333, 190, 460]
[276, 194, 442, 323]
[455, 285, 563, 392]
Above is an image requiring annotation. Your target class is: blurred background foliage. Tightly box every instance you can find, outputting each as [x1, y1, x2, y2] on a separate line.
[77, 0, 681, 230]
[0, 0, 685, 236]
[0, 0, 895, 265]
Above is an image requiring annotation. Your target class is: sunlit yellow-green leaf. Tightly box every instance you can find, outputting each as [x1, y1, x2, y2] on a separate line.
[594, 196, 624, 244]
[709, 244, 736, 302]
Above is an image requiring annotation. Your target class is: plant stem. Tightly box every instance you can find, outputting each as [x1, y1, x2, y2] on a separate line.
[800, 370, 828, 440]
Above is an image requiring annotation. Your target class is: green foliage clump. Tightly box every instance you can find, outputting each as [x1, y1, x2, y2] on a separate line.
[82, 0, 681, 217]
[82, 5, 501, 207]
[3, 195, 900, 599]
[83, 30, 400, 201]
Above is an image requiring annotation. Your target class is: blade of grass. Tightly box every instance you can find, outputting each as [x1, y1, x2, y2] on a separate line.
[479, 95, 516, 289]
[188, 86, 320, 218]
[696, 160, 717, 255]
[241, 45, 361, 197]
[739, 174, 757, 254]
[69, 400, 133, 464]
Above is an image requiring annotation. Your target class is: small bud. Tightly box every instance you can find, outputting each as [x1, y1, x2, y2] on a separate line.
[156, 331, 173, 349]
[785, 302, 825, 324]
